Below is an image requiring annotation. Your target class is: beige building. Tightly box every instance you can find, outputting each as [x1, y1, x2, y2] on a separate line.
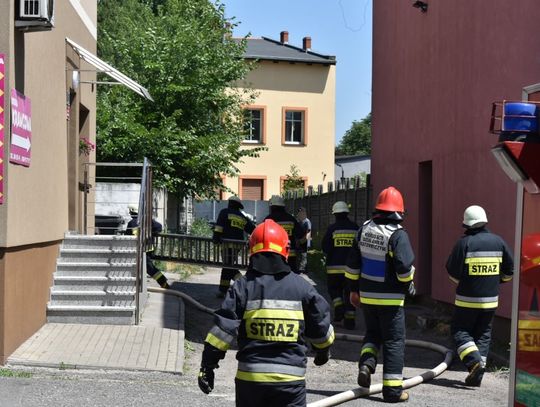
[0, 1, 149, 364]
[226, 32, 336, 200]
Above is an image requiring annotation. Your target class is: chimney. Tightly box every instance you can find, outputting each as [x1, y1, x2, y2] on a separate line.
[280, 31, 289, 44]
[302, 36, 312, 51]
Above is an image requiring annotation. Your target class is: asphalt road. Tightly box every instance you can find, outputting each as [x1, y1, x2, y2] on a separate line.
[0, 267, 510, 407]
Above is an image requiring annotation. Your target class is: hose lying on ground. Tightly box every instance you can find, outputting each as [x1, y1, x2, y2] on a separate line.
[150, 287, 453, 407]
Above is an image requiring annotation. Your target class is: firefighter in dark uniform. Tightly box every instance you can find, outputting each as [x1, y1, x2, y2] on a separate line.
[126, 205, 170, 289]
[346, 186, 415, 403]
[446, 205, 513, 387]
[213, 196, 256, 297]
[198, 219, 335, 407]
[322, 201, 360, 329]
[264, 195, 305, 273]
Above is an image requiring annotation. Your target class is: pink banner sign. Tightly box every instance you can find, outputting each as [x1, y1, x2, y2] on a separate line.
[0, 54, 4, 203]
[9, 89, 31, 167]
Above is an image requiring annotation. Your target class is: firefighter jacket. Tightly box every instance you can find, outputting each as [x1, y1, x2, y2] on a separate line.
[201, 253, 335, 384]
[345, 217, 415, 306]
[213, 207, 255, 241]
[322, 216, 360, 275]
[265, 209, 304, 257]
[446, 227, 514, 310]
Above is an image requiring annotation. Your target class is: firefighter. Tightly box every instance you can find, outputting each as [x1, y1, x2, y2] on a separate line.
[446, 205, 513, 387]
[346, 186, 415, 403]
[198, 219, 335, 407]
[213, 196, 256, 297]
[264, 195, 304, 273]
[322, 201, 360, 329]
[125, 205, 170, 289]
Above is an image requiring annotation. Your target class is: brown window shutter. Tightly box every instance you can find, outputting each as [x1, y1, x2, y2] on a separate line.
[241, 179, 264, 200]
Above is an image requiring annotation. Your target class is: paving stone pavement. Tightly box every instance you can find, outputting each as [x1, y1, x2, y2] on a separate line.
[7, 279, 184, 374]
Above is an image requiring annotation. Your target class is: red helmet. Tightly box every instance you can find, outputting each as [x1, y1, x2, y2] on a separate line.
[521, 233, 540, 287]
[375, 186, 405, 213]
[249, 219, 290, 259]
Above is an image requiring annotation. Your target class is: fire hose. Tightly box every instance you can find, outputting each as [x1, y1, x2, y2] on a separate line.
[149, 287, 454, 407]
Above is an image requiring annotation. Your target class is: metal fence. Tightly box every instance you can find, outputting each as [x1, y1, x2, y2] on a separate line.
[284, 175, 373, 247]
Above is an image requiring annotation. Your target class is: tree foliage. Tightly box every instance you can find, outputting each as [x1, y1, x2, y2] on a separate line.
[282, 165, 305, 194]
[96, 0, 260, 198]
[335, 113, 371, 156]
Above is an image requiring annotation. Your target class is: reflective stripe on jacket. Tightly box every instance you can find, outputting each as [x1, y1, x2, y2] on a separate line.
[322, 218, 360, 274]
[346, 218, 415, 306]
[201, 255, 334, 384]
[446, 227, 514, 309]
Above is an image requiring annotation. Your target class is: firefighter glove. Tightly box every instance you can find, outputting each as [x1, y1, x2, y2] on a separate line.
[314, 349, 330, 366]
[350, 291, 361, 308]
[407, 281, 416, 298]
[198, 366, 215, 394]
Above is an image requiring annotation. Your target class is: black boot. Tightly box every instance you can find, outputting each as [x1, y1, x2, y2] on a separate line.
[357, 365, 372, 388]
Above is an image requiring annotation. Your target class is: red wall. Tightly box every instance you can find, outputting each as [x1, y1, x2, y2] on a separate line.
[372, 1, 540, 317]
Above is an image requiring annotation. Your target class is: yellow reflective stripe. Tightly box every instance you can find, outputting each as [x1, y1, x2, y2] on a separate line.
[214, 225, 223, 233]
[459, 345, 478, 360]
[243, 309, 304, 320]
[361, 347, 377, 356]
[251, 243, 264, 253]
[455, 299, 498, 309]
[361, 297, 404, 306]
[236, 370, 304, 383]
[327, 268, 346, 275]
[345, 271, 360, 280]
[519, 320, 540, 329]
[311, 330, 335, 349]
[383, 379, 403, 387]
[220, 279, 230, 286]
[397, 273, 414, 282]
[268, 242, 283, 252]
[205, 332, 230, 351]
[449, 275, 459, 284]
[152, 271, 165, 281]
[501, 275, 512, 282]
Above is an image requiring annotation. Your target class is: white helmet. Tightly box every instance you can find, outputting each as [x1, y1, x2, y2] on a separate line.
[269, 195, 285, 207]
[332, 201, 349, 214]
[128, 204, 138, 215]
[463, 205, 488, 228]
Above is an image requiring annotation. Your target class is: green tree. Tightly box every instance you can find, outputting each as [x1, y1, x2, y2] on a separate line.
[335, 112, 371, 156]
[96, 0, 260, 198]
[282, 165, 305, 194]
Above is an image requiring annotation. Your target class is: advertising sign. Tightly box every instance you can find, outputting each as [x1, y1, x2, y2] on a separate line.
[9, 89, 31, 166]
[0, 54, 4, 204]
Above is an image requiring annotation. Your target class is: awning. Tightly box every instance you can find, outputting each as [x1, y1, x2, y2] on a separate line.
[66, 38, 153, 101]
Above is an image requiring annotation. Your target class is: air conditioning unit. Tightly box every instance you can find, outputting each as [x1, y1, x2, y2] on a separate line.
[16, 0, 55, 31]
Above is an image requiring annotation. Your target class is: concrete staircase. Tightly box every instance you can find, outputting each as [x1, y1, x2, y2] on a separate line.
[47, 234, 143, 325]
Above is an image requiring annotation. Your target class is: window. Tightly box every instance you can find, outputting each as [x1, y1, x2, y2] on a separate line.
[282, 108, 307, 145]
[243, 108, 265, 144]
[239, 176, 266, 200]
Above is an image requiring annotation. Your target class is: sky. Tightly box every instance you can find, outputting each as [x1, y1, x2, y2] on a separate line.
[221, 0, 373, 145]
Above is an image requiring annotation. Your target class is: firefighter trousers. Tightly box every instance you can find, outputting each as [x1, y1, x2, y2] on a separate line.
[359, 305, 406, 401]
[327, 273, 355, 325]
[219, 247, 242, 293]
[451, 307, 494, 370]
[235, 379, 305, 407]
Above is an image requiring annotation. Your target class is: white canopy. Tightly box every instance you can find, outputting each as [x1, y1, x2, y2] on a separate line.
[66, 37, 153, 101]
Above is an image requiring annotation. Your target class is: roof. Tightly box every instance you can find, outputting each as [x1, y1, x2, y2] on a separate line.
[239, 37, 336, 65]
[335, 155, 371, 163]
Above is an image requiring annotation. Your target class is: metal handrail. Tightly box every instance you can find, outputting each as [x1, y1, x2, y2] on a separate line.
[153, 234, 250, 269]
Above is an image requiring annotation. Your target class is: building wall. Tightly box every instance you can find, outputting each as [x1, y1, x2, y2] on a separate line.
[0, 1, 97, 363]
[335, 157, 371, 179]
[372, 0, 540, 318]
[229, 60, 336, 198]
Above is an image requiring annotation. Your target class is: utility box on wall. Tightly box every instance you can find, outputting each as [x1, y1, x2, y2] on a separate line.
[15, 0, 55, 31]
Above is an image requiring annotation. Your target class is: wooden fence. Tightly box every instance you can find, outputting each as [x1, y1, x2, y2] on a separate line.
[284, 175, 373, 248]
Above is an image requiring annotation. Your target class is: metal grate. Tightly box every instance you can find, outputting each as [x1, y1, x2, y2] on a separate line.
[22, 0, 40, 17]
